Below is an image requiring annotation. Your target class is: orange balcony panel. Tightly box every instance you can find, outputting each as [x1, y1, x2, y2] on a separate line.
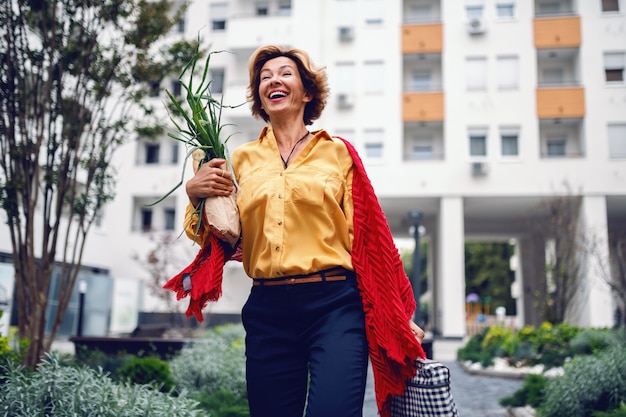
[402, 24, 443, 54]
[534, 16, 581, 48]
[536, 87, 585, 118]
[403, 92, 445, 122]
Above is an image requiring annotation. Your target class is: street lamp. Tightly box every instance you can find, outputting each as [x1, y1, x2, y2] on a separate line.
[408, 209, 423, 328]
[77, 280, 87, 337]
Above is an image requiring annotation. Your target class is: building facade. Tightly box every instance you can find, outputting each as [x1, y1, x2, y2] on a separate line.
[1, 0, 625, 338]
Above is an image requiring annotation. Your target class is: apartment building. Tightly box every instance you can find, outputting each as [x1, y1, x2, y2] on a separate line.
[1, 0, 625, 339]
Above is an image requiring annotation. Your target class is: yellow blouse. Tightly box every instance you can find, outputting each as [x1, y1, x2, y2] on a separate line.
[184, 127, 355, 279]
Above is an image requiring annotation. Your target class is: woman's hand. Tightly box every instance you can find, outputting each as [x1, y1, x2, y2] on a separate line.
[409, 320, 425, 344]
[186, 158, 234, 207]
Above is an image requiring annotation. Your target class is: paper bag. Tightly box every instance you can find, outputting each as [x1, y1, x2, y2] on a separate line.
[192, 150, 241, 246]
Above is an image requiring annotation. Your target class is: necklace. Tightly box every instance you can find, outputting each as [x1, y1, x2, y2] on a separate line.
[280, 131, 309, 168]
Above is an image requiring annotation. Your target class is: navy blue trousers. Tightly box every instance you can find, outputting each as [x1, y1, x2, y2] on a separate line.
[242, 276, 368, 417]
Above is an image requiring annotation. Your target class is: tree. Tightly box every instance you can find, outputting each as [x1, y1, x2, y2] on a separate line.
[0, 0, 198, 367]
[464, 242, 517, 316]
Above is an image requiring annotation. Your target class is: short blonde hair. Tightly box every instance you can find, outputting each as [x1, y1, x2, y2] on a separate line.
[247, 45, 329, 125]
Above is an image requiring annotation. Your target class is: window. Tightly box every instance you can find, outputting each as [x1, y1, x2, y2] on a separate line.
[145, 143, 160, 164]
[363, 0, 384, 24]
[177, 16, 185, 33]
[410, 136, 434, 160]
[164, 208, 176, 231]
[604, 52, 625, 83]
[278, 0, 292, 15]
[546, 135, 566, 157]
[256, 2, 269, 16]
[334, 62, 357, 95]
[334, 129, 355, 143]
[149, 80, 160, 97]
[210, 3, 227, 31]
[500, 126, 520, 157]
[469, 134, 487, 156]
[210, 68, 225, 94]
[171, 143, 179, 164]
[141, 208, 153, 232]
[537, 2, 561, 15]
[496, 55, 519, 89]
[171, 79, 182, 97]
[608, 124, 626, 158]
[496, 1, 515, 17]
[466, 5, 484, 18]
[364, 129, 384, 159]
[365, 143, 384, 158]
[465, 0, 485, 18]
[602, 0, 620, 12]
[406, 4, 432, 23]
[411, 69, 432, 91]
[363, 61, 384, 94]
[336, 0, 357, 27]
[466, 57, 487, 91]
[541, 67, 565, 86]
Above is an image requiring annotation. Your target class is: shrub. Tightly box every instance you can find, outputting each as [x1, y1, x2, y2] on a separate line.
[569, 328, 622, 356]
[170, 324, 247, 398]
[116, 356, 175, 393]
[457, 330, 492, 365]
[0, 353, 201, 417]
[539, 345, 626, 417]
[195, 388, 250, 417]
[593, 402, 626, 417]
[499, 373, 548, 408]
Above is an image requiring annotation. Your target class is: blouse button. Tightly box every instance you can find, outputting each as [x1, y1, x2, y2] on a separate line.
[278, 194, 282, 199]
[278, 220, 283, 225]
[275, 246, 280, 251]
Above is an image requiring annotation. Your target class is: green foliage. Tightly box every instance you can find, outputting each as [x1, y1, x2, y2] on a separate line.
[500, 374, 548, 408]
[195, 388, 250, 417]
[457, 329, 496, 367]
[539, 345, 626, 417]
[0, 353, 201, 416]
[569, 327, 623, 356]
[465, 242, 517, 315]
[116, 356, 175, 393]
[593, 403, 626, 417]
[169, 324, 247, 398]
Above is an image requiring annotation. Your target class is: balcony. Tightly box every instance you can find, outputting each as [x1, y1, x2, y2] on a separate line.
[402, 23, 443, 54]
[534, 15, 581, 49]
[227, 15, 293, 51]
[403, 121, 445, 162]
[538, 118, 584, 159]
[536, 86, 585, 119]
[403, 91, 444, 122]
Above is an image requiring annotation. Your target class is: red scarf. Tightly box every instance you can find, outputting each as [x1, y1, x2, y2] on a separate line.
[164, 137, 424, 417]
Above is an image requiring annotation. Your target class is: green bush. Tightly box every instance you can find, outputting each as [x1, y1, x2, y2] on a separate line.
[500, 373, 548, 408]
[457, 330, 493, 365]
[170, 324, 247, 398]
[593, 402, 626, 417]
[0, 353, 201, 417]
[539, 345, 626, 417]
[116, 356, 175, 393]
[569, 328, 623, 356]
[195, 388, 250, 417]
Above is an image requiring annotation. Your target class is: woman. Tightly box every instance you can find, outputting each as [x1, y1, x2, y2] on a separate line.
[181, 45, 425, 417]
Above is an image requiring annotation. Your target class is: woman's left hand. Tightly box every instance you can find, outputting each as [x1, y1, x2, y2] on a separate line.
[409, 320, 425, 344]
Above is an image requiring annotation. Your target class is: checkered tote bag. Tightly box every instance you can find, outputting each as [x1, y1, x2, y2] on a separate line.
[391, 358, 460, 417]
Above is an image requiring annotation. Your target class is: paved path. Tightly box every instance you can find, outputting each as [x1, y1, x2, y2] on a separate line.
[363, 340, 524, 417]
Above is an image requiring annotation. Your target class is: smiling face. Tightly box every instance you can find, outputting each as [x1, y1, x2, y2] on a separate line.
[258, 56, 312, 121]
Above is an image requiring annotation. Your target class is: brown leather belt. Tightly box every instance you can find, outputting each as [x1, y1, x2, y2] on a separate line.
[253, 269, 351, 287]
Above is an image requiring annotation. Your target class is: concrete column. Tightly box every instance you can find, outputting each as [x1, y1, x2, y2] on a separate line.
[436, 197, 466, 338]
[572, 196, 614, 327]
[519, 234, 546, 327]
